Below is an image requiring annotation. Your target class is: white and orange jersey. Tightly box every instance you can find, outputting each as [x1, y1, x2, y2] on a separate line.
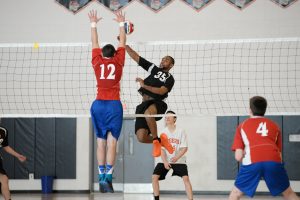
[232, 116, 282, 165]
[91, 47, 125, 100]
[157, 127, 188, 164]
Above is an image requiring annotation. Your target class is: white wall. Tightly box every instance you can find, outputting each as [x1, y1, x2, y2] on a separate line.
[1, 0, 300, 43]
[1, 0, 300, 193]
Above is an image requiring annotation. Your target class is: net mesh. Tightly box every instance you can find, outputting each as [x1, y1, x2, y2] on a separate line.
[1, 38, 300, 117]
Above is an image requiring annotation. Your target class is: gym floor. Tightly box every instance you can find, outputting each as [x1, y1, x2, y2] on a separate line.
[10, 193, 282, 200]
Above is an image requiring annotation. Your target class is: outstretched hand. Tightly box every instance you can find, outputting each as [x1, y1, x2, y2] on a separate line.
[113, 11, 125, 23]
[136, 77, 145, 87]
[88, 10, 102, 23]
[18, 155, 27, 162]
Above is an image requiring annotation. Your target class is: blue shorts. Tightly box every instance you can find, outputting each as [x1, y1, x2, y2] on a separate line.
[90, 100, 123, 140]
[235, 161, 290, 197]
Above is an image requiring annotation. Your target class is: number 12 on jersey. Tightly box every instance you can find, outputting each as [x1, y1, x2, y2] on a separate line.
[256, 122, 268, 137]
[99, 64, 115, 80]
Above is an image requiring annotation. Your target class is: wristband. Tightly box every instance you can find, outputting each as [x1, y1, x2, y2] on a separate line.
[91, 22, 97, 28]
[119, 22, 124, 27]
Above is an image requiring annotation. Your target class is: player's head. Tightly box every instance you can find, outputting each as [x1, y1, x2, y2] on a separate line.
[249, 96, 267, 116]
[160, 56, 175, 71]
[102, 44, 116, 58]
[165, 110, 177, 125]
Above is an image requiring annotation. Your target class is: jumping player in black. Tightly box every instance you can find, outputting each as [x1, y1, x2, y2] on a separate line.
[125, 44, 175, 157]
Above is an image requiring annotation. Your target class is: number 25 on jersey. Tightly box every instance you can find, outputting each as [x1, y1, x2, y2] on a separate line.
[256, 122, 268, 137]
[99, 64, 115, 80]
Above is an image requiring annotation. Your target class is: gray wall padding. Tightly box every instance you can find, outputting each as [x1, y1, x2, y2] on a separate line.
[283, 116, 300, 180]
[0, 118, 76, 179]
[217, 116, 239, 180]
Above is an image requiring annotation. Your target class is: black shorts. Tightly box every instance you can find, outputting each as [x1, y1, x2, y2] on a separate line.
[153, 163, 189, 180]
[0, 158, 7, 175]
[135, 100, 167, 134]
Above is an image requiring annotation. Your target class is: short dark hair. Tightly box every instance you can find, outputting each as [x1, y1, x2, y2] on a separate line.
[166, 110, 176, 119]
[102, 44, 116, 58]
[167, 56, 175, 65]
[250, 96, 267, 116]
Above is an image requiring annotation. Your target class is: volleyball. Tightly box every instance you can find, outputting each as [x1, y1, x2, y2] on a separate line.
[124, 21, 134, 35]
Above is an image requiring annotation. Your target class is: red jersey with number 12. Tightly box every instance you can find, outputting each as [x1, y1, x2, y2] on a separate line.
[92, 47, 125, 100]
[231, 116, 282, 165]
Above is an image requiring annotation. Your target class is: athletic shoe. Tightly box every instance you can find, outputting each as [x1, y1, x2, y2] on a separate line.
[99, 174, 107, 193]
[103, 174, 114, 193]
[160, 133, 174, 154]
[152, 140, 161, 157]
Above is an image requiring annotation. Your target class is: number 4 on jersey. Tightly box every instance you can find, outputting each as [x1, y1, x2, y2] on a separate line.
[256, 122, 268, 137]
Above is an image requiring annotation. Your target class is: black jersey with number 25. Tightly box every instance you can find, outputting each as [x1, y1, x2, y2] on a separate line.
[138, 57, 175, 100]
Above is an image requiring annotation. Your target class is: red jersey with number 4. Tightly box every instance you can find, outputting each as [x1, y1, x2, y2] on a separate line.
[92, 47, 125, 100]
[231, 116, 282, 165]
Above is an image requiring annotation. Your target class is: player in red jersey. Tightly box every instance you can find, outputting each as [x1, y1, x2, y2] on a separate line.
[229, 96, 299, 200]
[88, 10, 126, 193]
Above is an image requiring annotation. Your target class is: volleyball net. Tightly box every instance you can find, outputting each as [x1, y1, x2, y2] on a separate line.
[0, 38, 300, 117]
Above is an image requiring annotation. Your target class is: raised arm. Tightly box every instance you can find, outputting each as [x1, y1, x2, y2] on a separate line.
[88, 10, 102, 49]
[114, 11, 126, 48]
[125, 44, 140, 63]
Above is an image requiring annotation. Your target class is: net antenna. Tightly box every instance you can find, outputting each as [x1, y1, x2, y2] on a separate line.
[1, 38, 300, 117]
